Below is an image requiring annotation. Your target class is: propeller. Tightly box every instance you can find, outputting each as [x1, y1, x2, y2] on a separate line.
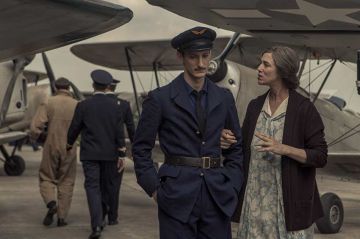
[207, 33, 241, 82]
[41, 52, 84, 100]
[0, 55, 35, 127]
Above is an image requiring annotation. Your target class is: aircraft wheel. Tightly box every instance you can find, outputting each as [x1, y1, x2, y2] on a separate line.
[4, 155, 26, 176]
[316, 192, 344, 234]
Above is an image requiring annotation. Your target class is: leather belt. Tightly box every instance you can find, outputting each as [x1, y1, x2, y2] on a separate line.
[165, 156, 221, 169]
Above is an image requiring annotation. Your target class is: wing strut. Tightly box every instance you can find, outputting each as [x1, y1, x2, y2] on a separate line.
[312, 59, 337, 103]
[357, 51, 360, 95]
[125, 47, 140, 117]
[153, 62, 160, 88]
[297, 49, 309, 79]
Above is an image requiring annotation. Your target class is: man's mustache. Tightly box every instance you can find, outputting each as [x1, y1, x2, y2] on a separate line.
[194, 68, 206, 71]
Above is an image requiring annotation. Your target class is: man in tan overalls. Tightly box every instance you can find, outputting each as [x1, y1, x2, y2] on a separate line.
[30, 78, 78, 227]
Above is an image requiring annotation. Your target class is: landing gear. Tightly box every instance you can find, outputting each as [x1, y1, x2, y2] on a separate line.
[0, 145, 26, 176]
[316, 192, 344, 234]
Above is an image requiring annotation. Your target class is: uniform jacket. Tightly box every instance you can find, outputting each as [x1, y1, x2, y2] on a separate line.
[233, 89, 327, 231]
[107, 93, 135, 143]
[31, 90, 78, 158]
[67, 93, 125, 161]
[132, 74, 244, 223]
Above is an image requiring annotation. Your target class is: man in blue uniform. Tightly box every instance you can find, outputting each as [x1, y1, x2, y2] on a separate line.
[132, 27, 244, 239]
[102, 79, 135, 225]
[67, 70, 126, 239]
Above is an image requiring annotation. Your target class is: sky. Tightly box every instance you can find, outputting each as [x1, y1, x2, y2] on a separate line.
[27, 0, 360, 112]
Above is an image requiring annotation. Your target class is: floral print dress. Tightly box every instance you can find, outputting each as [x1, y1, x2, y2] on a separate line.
[237, 94, 313, 239]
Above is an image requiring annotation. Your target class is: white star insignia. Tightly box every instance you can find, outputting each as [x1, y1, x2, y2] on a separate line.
[212, 0, 360, 26]
[272, 0, 360, 26]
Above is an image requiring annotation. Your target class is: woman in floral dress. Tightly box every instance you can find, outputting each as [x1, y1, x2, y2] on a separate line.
[223, 46, 327, 239]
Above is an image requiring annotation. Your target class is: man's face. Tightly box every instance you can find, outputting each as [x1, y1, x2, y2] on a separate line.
[178, 50, 211, 80]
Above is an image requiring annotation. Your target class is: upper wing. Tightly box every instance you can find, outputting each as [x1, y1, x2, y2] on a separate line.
[147, 0, 360, 60]
[70, 37, 233, 71]
[234, 35, 356, 67]
[0, 0, 133, 62]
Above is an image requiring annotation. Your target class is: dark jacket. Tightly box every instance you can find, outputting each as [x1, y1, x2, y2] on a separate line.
[107, 94, 135, 143]
[67, 93, 125, 161]
[233, 89, 327, 231]
[132, 74, 244, 223]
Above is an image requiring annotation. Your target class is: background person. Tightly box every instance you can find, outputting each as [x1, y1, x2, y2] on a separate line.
[30, 77, 78, 227]
[102, 78, 135, 225]
[67, 70, 126, 239]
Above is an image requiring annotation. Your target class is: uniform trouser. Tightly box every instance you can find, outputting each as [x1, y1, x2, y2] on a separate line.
[39, 146, 77, 219]
[158, 179, 232, 239]
[82, 160, 116, 229]
[101, 162, 124, 222]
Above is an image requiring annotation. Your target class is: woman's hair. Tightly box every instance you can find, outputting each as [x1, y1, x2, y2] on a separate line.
[262, 46, 300, 89]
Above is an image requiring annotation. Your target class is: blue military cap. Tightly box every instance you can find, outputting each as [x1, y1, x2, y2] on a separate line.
[91, 69, 115, 86]
[110, 79, 120, 86]
[171, 26, 216, 52]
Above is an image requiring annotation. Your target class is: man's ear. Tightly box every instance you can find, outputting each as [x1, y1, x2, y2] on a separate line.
[176, 51, 183, 60]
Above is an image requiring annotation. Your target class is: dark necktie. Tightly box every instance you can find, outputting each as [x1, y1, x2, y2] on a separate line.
[193, 91, 206, 135]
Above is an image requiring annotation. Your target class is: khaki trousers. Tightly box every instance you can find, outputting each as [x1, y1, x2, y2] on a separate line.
[39, 146, 77, 219]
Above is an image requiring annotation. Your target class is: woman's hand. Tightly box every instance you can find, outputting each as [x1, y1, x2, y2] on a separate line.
[254, 132, 288, 155]
[255, 132, 307, 163]
[220, 129, 237, 149]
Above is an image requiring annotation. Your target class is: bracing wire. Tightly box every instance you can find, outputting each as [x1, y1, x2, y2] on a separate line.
[134, 70, 145, 92]
[328, 123, 360, 147]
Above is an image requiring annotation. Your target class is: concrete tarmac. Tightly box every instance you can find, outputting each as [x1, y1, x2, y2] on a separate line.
[0, 147, 359, 239]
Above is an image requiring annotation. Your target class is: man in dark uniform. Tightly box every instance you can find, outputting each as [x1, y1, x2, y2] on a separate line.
[67, 70, 126, 239]
[132, 27, 244, 239]
[102, 78, 135, 225]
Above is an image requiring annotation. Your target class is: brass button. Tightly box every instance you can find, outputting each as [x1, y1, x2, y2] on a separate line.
[202, 141, 205, 145]
[200, 173, 204, 177]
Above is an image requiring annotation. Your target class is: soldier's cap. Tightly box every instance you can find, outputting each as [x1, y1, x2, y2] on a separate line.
[55, 77, 70, 88]
[171, 26, 216, 52]
[110, 79, 120, 86]
[91, 69, 116, 86]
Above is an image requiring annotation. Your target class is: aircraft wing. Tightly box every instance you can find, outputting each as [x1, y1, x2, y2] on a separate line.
[0, 0, 133, 62]
[328, 152, 360, 158]
[70, 37, 237, 71]
[234, 36, 356, 68]
[23, 71, 48, 84]
[0, 131, 27, 145]
[147, 0, 360, 62]
[318, 151, 360, 181]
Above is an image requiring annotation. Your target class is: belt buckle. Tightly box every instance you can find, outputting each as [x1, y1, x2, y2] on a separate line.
[202, 157, 211, 169]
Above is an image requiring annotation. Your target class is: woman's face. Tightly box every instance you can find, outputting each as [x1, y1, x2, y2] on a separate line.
[257, 52, 281, 86]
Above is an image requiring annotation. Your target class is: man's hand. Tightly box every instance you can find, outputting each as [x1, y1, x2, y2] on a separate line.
[118, 147, 126, 158]
[220, 129, 237, 149]
[66, 144, 73, 151]
[152, 191, 157, 204]
[117, 157, 126, 173]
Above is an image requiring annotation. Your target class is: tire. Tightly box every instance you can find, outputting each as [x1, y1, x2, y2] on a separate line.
[316, 192, 344, 234]
[4, 155, 26, 176]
